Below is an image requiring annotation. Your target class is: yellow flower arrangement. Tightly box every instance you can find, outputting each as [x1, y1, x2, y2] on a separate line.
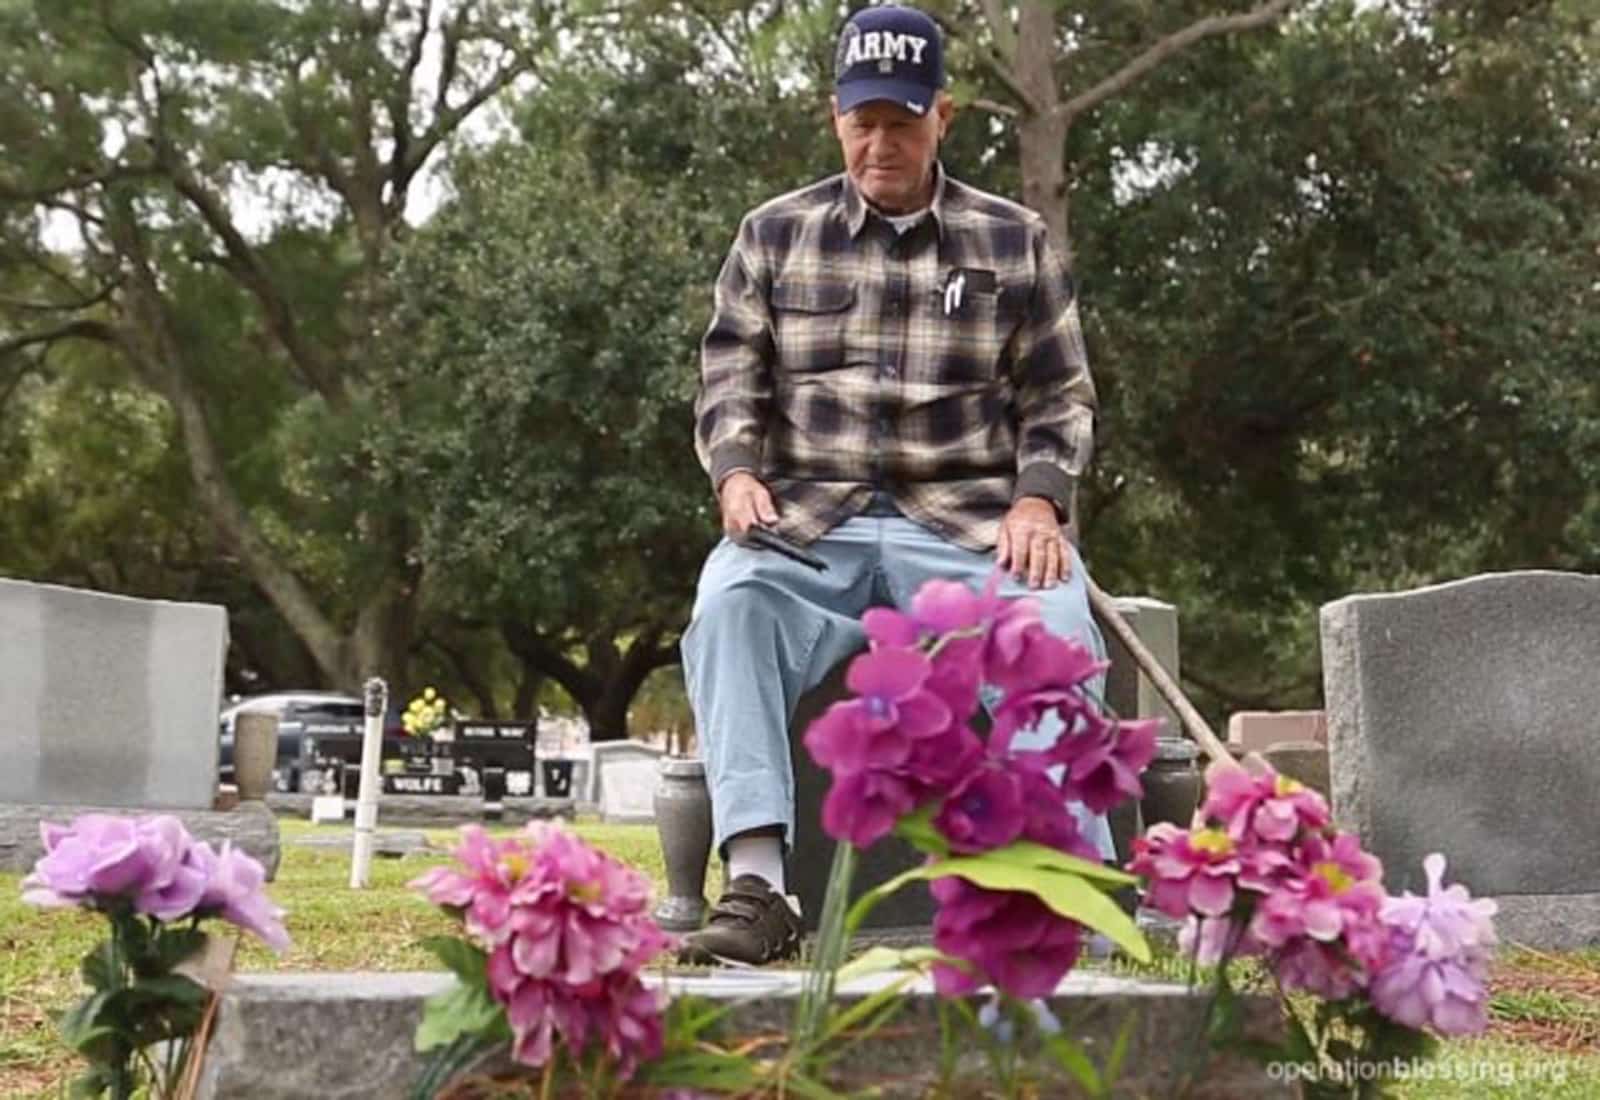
[402, 686, 451, 740]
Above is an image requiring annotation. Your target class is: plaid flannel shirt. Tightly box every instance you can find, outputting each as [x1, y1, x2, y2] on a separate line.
[695, 165, 1096, 551]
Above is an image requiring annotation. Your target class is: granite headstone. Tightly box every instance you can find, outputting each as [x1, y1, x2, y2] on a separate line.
[1321, 570, 1600, 948]
[0, 578, 227, 809]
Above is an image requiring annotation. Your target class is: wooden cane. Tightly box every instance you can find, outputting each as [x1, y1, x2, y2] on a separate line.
[1086, 578, 1235, 768]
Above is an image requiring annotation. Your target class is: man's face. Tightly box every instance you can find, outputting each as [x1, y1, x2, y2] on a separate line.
[832, 95, 952, 214]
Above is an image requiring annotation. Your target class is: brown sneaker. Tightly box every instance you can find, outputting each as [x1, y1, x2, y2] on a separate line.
[679, 874, 803, 967]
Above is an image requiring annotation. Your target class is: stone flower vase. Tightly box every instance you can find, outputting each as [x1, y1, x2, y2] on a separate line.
[652, 756, 712, 931]
[233, 712, 279, 801]
[1141, 737, 1202, 829]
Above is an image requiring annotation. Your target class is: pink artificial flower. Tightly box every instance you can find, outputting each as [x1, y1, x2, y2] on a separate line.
[1369, 854, 1497, 1035]
[931, 876, 1083, 999]
[934, 757, 1026, 853]
[417, 822, 672, 1077]
[802, 647, 953, 775]
[567, 971, 668, 1078]
[1202, 763, 1329, 844]
[1274, 937, 1367, 1001]
[1250, 833, 1384, 954]
[1128, 823, 1244, 918]
[409, 824, 530, 944]
[504, 825, 671, 985]
[1178, 915, 1265, 965]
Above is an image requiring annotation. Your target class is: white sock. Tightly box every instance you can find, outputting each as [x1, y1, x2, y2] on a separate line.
[725, 834, 786, 893]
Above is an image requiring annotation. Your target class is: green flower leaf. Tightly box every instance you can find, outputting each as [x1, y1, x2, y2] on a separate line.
[846, 852, 1150, 963]
[415, 979, 506, 1053]
[417, 935, 490, 984]
[152, 926, 209, 973]
[983, 840, 1140, 887]
[58, 992, 112, 1051]
[833, 945, 945, 985]
[79, 941, 117, 990]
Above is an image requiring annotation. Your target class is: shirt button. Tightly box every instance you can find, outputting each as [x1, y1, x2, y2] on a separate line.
[881, 362, 898, 378]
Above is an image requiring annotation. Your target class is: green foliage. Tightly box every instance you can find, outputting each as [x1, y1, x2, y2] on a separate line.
[55, 908, 211, 1100]
[1068, 0, 1600, 713]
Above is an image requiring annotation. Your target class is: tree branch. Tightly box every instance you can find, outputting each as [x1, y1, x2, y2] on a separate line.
[502, 621, 598, 709]
[929, 7, 1041, 116]
[402, 54, 531, 187]
[385, 0, 436, 197]
[423, 630, 499, 719]
[1058, 0, 1296, 124]
[970, 96, 1021, 118]
[101, 198, 352, 683]
[0, 277, 121, 315]
[162, 161, 348, 407]
[0, 318, 118, 358]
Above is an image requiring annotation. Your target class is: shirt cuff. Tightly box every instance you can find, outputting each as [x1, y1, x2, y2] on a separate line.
[1014, 463, 1074, 520]
[709, 444, 762, 491]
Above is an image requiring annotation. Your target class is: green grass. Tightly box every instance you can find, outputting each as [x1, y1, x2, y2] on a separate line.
[5, 820, 1600, 1098]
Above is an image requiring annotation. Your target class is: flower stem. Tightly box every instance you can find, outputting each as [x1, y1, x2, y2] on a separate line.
[793, 841, 857, 1054]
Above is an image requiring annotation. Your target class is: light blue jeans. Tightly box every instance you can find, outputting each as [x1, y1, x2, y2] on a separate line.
[680, 509, 1116, 861]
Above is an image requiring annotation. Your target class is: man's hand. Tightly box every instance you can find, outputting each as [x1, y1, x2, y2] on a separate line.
[718, 471, 779, 540]
[996, 496, 1070, 589]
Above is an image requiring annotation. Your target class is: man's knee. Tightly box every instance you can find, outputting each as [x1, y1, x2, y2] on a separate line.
[690, 577, 789, 635]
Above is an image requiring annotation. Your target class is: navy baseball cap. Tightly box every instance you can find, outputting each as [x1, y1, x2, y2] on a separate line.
[834, 5, 945, 117]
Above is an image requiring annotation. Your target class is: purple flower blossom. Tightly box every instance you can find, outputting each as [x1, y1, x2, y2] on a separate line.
[195, 842, 291, 952]
[22, 814, 155, 907]
[1060, 717, 1158, 814]
[1013, 760, 1102, 862]
[1369, 854, 1497, 1035]
[985, 618, 1103, 699]
[934, 757, 1026, 854]
[931, 877, 1083, 999]
[803, 647, 953, 774]
[21, 813, 289, 951]
[821, 769, 919, 848]
[1275, 938, 1368, 1001]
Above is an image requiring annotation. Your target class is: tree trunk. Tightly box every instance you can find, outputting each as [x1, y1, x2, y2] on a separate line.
[514, 661, 544, 721]
[1015, 0, 1072, 249]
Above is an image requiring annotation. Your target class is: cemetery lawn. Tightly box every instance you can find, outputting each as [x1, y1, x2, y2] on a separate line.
[0, 820, 1595, 1099]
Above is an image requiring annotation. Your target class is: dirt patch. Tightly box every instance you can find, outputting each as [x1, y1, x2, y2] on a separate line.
[1486, 957, 1600, 1054]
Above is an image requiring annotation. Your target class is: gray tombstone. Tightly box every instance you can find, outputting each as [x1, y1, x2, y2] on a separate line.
[0, 578, 227, 809]
[1321, 571, 1600, 949]
[592, 741, 665, 823]
[1102, 596, 1180, 736]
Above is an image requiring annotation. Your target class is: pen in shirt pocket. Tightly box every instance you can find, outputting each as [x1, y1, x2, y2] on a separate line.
[940, 268, 997, 315]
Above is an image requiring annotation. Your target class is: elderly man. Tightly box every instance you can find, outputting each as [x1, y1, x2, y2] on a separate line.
[680, 3, 1112, 966]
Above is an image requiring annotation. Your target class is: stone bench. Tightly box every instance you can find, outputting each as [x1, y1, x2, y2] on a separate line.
[194, 969, 1287, 1099]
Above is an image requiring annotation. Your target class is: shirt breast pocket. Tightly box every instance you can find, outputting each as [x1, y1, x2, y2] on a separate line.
[940, 285, 1024, 384]
[770, 280, 857, 373]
